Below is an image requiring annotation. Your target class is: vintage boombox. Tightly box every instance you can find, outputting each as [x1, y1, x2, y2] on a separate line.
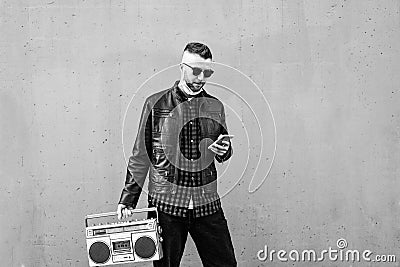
[85, 207, 163, 266]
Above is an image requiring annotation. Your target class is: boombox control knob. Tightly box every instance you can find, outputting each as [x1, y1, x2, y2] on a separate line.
[158, 226, 162, 234]
[159, 236, 163, 242]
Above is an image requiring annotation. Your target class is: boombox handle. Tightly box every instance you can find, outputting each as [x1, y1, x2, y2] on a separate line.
[85, 207, 158, 227]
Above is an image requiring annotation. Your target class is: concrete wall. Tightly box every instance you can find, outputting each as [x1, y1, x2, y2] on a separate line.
[1, 0, 399, 266]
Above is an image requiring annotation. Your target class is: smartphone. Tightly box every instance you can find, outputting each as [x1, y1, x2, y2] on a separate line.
[208, 134, 234, 149]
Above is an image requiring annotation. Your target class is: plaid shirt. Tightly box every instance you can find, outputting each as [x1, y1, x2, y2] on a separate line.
[148, 86, 222, 218]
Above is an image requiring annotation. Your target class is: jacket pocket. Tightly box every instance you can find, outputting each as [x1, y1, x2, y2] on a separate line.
[152, 108, 177, 134]
[149, 168, 176, 194]
[202, 168, 218, 194]
[151, 183, 173, 194]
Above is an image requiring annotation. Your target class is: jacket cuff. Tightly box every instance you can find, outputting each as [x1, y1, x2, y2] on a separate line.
[215, 144, 232, 163]
[118, 188, 141, 208]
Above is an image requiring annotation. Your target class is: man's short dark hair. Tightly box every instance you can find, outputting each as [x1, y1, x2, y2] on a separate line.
[183, 42, 212, 60]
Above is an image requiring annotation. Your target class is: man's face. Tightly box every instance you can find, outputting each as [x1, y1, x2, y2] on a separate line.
[180, 52, 212, 92]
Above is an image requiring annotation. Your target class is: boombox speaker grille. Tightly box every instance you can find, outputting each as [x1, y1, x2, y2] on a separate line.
[89, 241, 111, 264]
[134, 236, 156, 259]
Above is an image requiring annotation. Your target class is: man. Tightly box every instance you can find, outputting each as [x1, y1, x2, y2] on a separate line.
[117, 42, 237, 267]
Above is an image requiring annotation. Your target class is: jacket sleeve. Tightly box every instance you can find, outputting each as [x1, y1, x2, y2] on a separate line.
[118, 99, 152, 208]
[215, 103, 233, 163]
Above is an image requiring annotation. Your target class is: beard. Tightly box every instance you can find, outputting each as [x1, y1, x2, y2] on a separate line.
[186, 81, 205, 91]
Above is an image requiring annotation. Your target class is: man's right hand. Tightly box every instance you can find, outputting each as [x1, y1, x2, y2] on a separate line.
[117, 203, 135, 220]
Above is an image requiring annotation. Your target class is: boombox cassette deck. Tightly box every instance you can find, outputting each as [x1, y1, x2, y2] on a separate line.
[85, 207, 163, 266]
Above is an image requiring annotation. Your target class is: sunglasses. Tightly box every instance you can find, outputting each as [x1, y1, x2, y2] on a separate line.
[182, 63, 214, 78]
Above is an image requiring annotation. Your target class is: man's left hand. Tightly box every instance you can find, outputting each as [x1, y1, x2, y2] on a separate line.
[208, 140, 230, 156]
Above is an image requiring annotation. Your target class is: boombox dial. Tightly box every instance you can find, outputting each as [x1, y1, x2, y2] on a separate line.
[85, 207, 163, 266]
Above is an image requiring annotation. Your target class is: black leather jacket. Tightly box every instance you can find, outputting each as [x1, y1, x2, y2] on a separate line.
[119, 81, 232, 207]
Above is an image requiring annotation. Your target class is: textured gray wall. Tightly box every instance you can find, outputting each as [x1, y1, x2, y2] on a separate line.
[1, 0, 399, 266]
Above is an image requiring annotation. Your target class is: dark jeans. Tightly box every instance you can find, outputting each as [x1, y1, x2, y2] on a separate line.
[153, 209, 237, 267]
